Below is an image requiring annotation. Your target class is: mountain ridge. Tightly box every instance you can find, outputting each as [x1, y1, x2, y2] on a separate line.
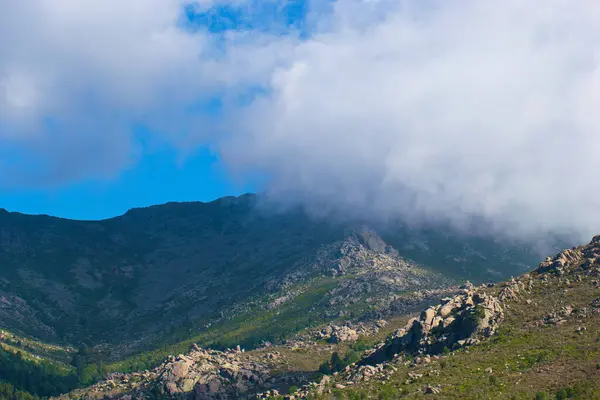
[0, 194, 558, 398]
[0, 194, 544, 349]
[0, 193, 258, 222]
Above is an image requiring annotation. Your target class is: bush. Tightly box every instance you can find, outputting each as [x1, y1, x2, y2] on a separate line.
[555, 383, 589, 399]
[343, 350, 361, 366]
[534, 392, 550, 400]
[555, 388, 569, 400]
[318, 361, 331, 375]
[319, 350, 360, 375]
[351, 338, 371, 353]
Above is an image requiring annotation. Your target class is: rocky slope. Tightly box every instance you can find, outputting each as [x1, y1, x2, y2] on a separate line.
[282, 235, 600, 399]
[48, 235, 600, 399]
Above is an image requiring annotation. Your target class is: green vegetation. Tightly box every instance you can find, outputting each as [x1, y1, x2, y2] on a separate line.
[308, 271, 600, 399]
[318, 338, 374, 375]
[109, 278, 356, 374]
[381, 226, 552, 283]
[0, 194, 536, 353]
[0, 334, 114, 398]
[0, 381, 38, 400]
[0, 347, 76, 398]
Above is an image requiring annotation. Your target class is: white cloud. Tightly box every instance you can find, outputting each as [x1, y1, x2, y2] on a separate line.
[2, 0, 600, 239]
[0, 0, 280, 182]
[221, 0, 600, 239]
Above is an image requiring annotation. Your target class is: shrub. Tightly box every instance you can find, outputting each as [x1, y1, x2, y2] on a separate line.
[351, 338, 371, 353]
[555, 388, 569, 400]
[318, 361, 331, 375]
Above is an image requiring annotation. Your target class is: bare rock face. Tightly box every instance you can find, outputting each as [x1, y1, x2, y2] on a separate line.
[543, 305, 573, 326]
[536, 248, 582, 275]
[154, 349, 270, 399]
[535, 235, 600, 276]
[353, 226, 397, 255]
[364, 286, 504, 363]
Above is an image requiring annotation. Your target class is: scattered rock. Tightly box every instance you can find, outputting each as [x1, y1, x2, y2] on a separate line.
[314, 322, 378, 343]
[424, 385, 442, 395]
[543, 305, 573, 325]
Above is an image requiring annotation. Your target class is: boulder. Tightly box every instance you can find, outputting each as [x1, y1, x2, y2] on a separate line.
[363, 289, 503, 364]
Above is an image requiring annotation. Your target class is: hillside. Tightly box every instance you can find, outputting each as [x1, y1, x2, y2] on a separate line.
[54, 235, 600, 399]
[0, 194, 549, 398]
[0, 195, 541, 353]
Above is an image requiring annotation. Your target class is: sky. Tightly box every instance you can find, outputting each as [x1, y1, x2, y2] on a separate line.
[2, 0, 600, 241]
[0, 0, 303, 219]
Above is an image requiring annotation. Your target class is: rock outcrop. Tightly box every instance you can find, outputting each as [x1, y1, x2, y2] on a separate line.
[58, 346, 275, 400]
[156, 347, 274, 399]
[536, 248, 582, 276]
[498, 275, 533, 302]
[364, 284, 503, 364]
[535, 235, 600, 276]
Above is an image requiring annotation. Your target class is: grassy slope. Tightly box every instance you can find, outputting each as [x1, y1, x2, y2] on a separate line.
[105, 264, 446, 376]
[57, 257, 600, 399]
[310, 269, 600, 398]
[0, 331, 78, 398]
[107, 278, 353, 373]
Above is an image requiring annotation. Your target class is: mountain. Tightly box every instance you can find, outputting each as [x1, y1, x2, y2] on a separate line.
[0, 194, 548, 397]
[0, 195, 541, 347]
[54, 235, 600, 400]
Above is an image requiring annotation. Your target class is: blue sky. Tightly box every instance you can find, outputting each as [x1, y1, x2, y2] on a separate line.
[0, 145, 256, 220]
[0, 0, 309, 220]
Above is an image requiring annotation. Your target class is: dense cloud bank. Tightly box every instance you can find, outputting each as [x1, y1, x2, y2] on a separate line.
[1, 0, 600, 239]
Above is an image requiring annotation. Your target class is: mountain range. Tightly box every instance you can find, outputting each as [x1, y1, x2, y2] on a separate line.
[0, 194, 567, 399]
